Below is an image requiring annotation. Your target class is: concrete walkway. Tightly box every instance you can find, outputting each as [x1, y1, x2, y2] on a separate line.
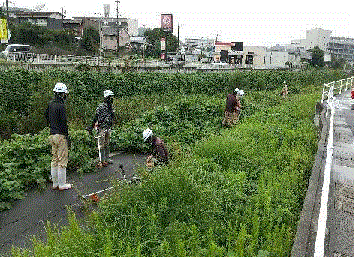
[326, 90, 354, 256]
[0, 153, 146, 257]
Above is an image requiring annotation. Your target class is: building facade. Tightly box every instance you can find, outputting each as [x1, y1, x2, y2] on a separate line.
[327, 37, 354, 63]
[291, 28, 354, 64]
[72, 17, 137, 51]
[305, 28, 331, 51]
[9, 11, 64, 30]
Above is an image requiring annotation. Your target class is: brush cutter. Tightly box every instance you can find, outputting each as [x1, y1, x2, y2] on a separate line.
[81, 164, 140, 202]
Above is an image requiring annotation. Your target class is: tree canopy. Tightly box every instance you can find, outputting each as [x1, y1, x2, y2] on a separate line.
[80, 27, 100, 54]
[309, 46, 324, 67]
[144, 28, 178, 58]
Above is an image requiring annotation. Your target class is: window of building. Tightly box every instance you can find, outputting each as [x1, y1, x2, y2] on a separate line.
[245, 55, 253, 65]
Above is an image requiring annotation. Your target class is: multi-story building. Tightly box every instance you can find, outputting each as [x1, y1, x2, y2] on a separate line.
[73, 17, 138, 51]
[305, 28, 331, 51]
[213, 41, 303, 69]
[327, 37, 354, 63]
[291, 28, 354, 64]
[291, 28, 331, 52]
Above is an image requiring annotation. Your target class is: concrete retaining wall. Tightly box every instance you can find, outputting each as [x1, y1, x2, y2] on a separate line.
[291, 102, 329, 256]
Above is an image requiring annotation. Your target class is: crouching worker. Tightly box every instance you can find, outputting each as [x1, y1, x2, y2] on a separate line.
[45, 83, 72, 190]
[142, 128, 169, 168]
[87, 90, 115, 167]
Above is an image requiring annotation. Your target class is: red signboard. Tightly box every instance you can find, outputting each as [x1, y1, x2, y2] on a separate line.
[161, 14, 173, 33]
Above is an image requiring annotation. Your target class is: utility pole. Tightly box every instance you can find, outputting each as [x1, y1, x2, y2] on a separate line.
[61, 7, 65, 28]
[177, 23, 180, 52]
[6, 0, 9, 22]
[115, 0, 120, 56]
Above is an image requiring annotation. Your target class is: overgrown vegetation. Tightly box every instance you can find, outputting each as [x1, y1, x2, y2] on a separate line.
[0, 68, 347, 255]
[0, 68, 346, 139]
[11, 86, 320, 256]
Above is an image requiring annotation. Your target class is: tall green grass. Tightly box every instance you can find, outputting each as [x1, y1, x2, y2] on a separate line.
[12, 89, 320, 256]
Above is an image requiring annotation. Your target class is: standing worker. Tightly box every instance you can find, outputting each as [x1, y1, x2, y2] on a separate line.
[142, 128, 169, 167]
[87, 90, 115, 167]
[281, 81, 289, 99]
[45, 83, 72, 190]
[222, 88, 243, 127]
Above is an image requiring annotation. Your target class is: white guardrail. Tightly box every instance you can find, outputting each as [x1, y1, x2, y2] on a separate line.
[315, 76, 354, 256]
[321, 76, 354, 103]
[5, 52, 106, 65]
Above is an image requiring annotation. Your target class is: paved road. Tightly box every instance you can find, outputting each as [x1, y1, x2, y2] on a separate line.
[0, 153, 146, 256]
[325, 90, 354, 256]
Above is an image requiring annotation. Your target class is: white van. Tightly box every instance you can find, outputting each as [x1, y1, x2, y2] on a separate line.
[2, 44, 31, 60]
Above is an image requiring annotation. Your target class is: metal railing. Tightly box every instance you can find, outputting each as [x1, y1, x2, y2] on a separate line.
[314, 76, 354, 256]
[321, 76, 354, 103]
[5, 52, 109, 66]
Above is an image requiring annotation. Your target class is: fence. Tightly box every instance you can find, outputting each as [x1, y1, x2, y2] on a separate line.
[321, 76, 354, 103]
[5, 52, 107, 66]
[314, 76, 354, 256]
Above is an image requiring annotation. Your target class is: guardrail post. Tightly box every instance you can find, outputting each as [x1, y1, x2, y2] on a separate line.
[321, 85, 326, 103]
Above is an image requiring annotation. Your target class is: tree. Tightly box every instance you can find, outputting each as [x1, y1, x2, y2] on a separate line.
[144, 28, 178, 58]
[9, 22, 78, 55]
[309, 46, 324, 67]
[80, 27, 100, 55]
[9, 22, 50, 46]
[330, 56, 346, 69]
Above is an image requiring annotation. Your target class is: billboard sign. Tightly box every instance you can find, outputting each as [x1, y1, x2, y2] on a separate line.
[0, 19, 8, 43]
[161, 14, 173, 33]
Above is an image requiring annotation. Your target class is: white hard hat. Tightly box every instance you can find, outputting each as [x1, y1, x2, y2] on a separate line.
[53, 83, 68, 93]
[104, 90, 114, 98]
[238, 90, 244, 96]
[143, 128, 153, 142]
[234, 88, 240, 93]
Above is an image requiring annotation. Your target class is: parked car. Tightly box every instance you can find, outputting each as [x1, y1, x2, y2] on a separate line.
[1, 44, 32, 61]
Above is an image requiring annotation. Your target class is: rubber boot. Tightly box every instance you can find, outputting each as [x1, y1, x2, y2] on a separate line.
[51, 165, 59, 190]
[58, 166, 72, 190]
[101, 147, 109, 167]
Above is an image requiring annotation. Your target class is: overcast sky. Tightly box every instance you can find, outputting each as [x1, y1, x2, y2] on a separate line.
[11, 0, 354, 46]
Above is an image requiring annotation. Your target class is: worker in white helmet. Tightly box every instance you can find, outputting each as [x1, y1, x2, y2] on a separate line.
[45, 83, 72, 190]
[143, 128, 169, 167]
[87, 90, 115, 167]
[222, 88, 243, 127]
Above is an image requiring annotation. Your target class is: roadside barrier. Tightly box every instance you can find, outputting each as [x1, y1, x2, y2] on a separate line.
[292, 77, 354, 256]
[5, 52, 106, 65]
[316, 77, 354, 256]
[321, 76, 354, 103]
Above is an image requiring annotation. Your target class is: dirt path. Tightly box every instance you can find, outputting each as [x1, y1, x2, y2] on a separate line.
[0, 153, 146, 256]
